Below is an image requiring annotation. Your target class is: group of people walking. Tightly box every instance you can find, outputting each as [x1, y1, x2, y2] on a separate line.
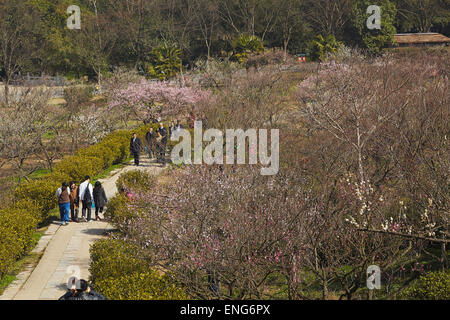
[130, 121, 183, 166]
[55, 176, 108, 225]
[56, 122, 185, 225]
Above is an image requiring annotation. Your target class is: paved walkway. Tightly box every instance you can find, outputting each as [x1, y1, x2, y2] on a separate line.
[1, 157, 165, 300]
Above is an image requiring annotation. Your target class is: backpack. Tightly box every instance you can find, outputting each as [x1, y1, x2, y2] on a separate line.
[83, 184, 92, 203]
[59, 187, 69, 202]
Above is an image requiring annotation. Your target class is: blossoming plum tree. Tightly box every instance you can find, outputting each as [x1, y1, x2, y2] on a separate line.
[296, 53, 449, 269]
[108, 80, 211, 123]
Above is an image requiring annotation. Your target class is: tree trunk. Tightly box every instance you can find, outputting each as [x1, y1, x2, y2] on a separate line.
[321, 267, 328, 300]
[441, 241, 447, 270]
[4, 82, 9, 106]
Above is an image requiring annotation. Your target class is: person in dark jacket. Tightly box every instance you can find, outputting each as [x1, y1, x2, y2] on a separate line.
[93, 181, 107, 221]
[145, 127, 156, 159]
[130, 133, 142, 166]
[59, 279, 106, 300]
[156, 122, 168, 164]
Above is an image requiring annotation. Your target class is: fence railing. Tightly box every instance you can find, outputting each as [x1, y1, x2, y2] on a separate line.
[10, 75, 67, 87]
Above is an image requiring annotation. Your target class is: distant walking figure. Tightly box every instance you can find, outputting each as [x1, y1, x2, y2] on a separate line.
[79, 176, 94, 222]
[188, 111, 196, 129]
[93, 181, 107, 221]
[169, 121, 175, 137]
[175, 119, 183, 130]
[171, 119, 183, 140]
[130, 133, 142, 166]
[156, 122, 168, 164]
[56, 182, 71, 226]
[145, 127, 156, 159]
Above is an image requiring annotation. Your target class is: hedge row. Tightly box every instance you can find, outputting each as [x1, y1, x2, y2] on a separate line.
[90, 239, 186, 300]
[0, 200, 39, 278]
[0, 125, 155, 282]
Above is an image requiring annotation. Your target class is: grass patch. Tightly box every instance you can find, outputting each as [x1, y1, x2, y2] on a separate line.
[11, 168, 52, 184]
[42, 131, 56, 140]
[92, 160, 131, 183]
[28, 168, 52, 180]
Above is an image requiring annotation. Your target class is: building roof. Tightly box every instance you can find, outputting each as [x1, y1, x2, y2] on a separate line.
[394, 33, 450, 44]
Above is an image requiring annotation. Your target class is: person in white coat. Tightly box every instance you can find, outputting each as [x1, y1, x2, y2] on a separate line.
[78, 175, 94, 222]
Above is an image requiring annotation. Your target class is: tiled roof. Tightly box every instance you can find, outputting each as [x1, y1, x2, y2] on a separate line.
[394, 33, 450, 44]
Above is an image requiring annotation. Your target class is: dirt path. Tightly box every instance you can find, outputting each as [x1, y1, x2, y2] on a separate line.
[0, 157, 165, 300]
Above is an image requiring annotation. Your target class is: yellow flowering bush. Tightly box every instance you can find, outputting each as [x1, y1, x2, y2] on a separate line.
[94, 272, 187, 300]
[14, 178, 62, 221]
[402, 271, 450, 300]
[0, 201, 39, 278]
[90, 239, 186, 300]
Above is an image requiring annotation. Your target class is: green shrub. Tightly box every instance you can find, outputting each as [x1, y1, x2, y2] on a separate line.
[231, 34, 264, 64]
[90, 239, 186, 300]
[0, 201, 39, 278]
[106, 170, 156, 229]
[77, 145, 116, 170]
[352, 0, 396, 54]
[14, 178, 61, 221]
[145, 42, 182, 80]
[90, 239, 148, 282]
[104, 194, 136, 230]
[54, 129, 132, 182]
[116, 170, 156, 192]
[54, 155, 104, 182]
[94, 271, 187, 300]
[310, 34, 343, 61]
[401, 271, 450, 300]
[100, 130, 132, 164]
